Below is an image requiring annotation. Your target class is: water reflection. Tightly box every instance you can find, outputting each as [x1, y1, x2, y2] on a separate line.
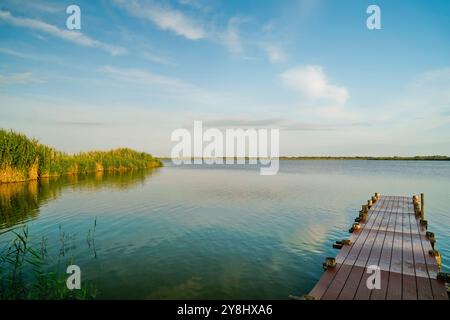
[0, 161, 449, 299]
[0, 181, 40, 228]
[0, 169, 158, 229]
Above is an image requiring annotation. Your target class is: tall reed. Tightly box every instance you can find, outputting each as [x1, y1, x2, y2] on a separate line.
[0, 129, 162, 183]
[0, 226, 97, 299]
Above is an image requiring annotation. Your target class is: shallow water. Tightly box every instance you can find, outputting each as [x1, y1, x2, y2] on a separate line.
[0, 160, 449, 299]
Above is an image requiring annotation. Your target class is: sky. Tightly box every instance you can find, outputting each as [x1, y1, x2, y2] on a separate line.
[0, 0, 450, 156]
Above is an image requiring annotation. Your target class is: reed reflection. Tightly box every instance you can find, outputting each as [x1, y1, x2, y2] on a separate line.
[0, 169, 158, 229]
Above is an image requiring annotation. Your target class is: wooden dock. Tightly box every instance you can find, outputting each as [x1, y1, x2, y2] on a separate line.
[308, 194, 449, 300]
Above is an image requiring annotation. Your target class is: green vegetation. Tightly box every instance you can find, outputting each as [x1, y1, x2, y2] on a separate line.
[0, 226, 97, 299]
[0, 129, 162, 183]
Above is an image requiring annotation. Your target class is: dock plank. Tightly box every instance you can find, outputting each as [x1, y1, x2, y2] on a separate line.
[355, 198, 393, 300]
[321, 200, 385, 300]
[308, 199, 384, 299]
[340, 200, 389, 300]
[371, 198, 395, 300]
[308, 194, 448, 300]
[402, 197, 417, 300]
[387, 196, 403, 300]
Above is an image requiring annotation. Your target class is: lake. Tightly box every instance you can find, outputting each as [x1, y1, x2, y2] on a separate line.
[0, 160, 449, 299]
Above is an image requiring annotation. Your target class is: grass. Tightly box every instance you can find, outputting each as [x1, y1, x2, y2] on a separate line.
[0, 129, 162, 183]
[0, 226, 97, 299]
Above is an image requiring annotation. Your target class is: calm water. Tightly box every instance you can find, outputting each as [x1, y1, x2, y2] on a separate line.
[1, 160, 449, 299]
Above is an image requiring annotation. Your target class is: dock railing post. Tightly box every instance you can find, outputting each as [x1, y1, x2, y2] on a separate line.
[421, 193, 425, 219]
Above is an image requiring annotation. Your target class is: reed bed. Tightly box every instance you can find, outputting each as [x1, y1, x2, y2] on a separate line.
[0, 129, 162, 183]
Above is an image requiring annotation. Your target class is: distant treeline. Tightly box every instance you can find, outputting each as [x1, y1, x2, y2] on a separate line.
[160, 156, 450, 161]
[0, 129, 162, 183]
[279, 156, 450, 161]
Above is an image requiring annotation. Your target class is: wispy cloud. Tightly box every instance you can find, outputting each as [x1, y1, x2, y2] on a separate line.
[203, 117, 285, 128]
[201, 116, 364, 131]
[0, 10, 126, 55]
[100, 65, 189, 89]
[384, 67, 450, 127]
[113, 1, 281, 62]
[0, 72, 44, 85]
[49, 120, 106, 128]
[178, 0, 212, 12]
[3, 0, 62, 13]
[409, 67, 450, 106]
[99, 65, 222, 105]
[280, 65, 349, 104]
[0, 47, 36, 60]
[260, 43, 286, 63]
[142, 51, 177, 67]
[219, 17, 245, 55]
[113, 0, 206, 40]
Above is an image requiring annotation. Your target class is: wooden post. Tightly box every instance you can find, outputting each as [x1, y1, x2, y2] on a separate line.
[421, 193, 425, 218]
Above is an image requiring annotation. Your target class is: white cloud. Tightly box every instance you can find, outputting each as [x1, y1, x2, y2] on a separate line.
[113, 1, 281, 62]
[280, 65, 349, 104]
[178, 0, 211, 12]
[99, 65, 189, 90]
[260, 43, 286, 63]
[99, 65, 222, 106]
[113, 0, 206, 40]
[0, 47, 36, 59]
[0, 10, 126, 55]
[142, 51, 177, 67]
[310, 106, 360, 122]
[384, 67, 450, 125]
[409, 67, 450, 105]
[219, 17, 244, 55]
[0, 72, 44, 85]
[2, 0, 61, 13]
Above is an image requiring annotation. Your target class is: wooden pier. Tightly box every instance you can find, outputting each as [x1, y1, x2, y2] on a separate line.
[308, 194, 449, 300]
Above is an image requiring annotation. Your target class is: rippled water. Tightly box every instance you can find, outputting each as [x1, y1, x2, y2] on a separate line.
[1, 160, 449, 299]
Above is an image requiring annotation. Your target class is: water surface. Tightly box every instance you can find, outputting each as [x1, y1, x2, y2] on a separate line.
[1, 160, 449, 299]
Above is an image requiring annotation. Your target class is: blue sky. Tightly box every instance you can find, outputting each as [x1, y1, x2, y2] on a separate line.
[1, 0, 450, 156]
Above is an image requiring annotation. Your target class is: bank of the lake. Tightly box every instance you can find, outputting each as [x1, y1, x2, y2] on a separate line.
[0, 129, 162, 183]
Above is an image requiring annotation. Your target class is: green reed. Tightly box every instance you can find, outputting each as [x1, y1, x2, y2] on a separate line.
[0, 226, 97, 299]
[0, 129, 162, 182]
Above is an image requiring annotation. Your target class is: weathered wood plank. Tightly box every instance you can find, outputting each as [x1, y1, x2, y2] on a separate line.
[370, 198, 395, 300]
[308, 198, 385, 299]
[308, 194, 448, 300]
[321, 199, 384, 300]
[342, 200, 389, 300]
[402, 197, 417, 300]
[355, 198, 393, 300]
[387, 197, 403, 300]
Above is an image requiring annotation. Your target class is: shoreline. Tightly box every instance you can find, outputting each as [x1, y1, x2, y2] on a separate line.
[159, 156, 450, 161]
[0, 166, 162, 185]
[0, 129, 163, 184]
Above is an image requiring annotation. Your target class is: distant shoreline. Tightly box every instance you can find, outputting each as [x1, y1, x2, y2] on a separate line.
[159, 156, 450, 161]
[279, 156, 450, 161]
